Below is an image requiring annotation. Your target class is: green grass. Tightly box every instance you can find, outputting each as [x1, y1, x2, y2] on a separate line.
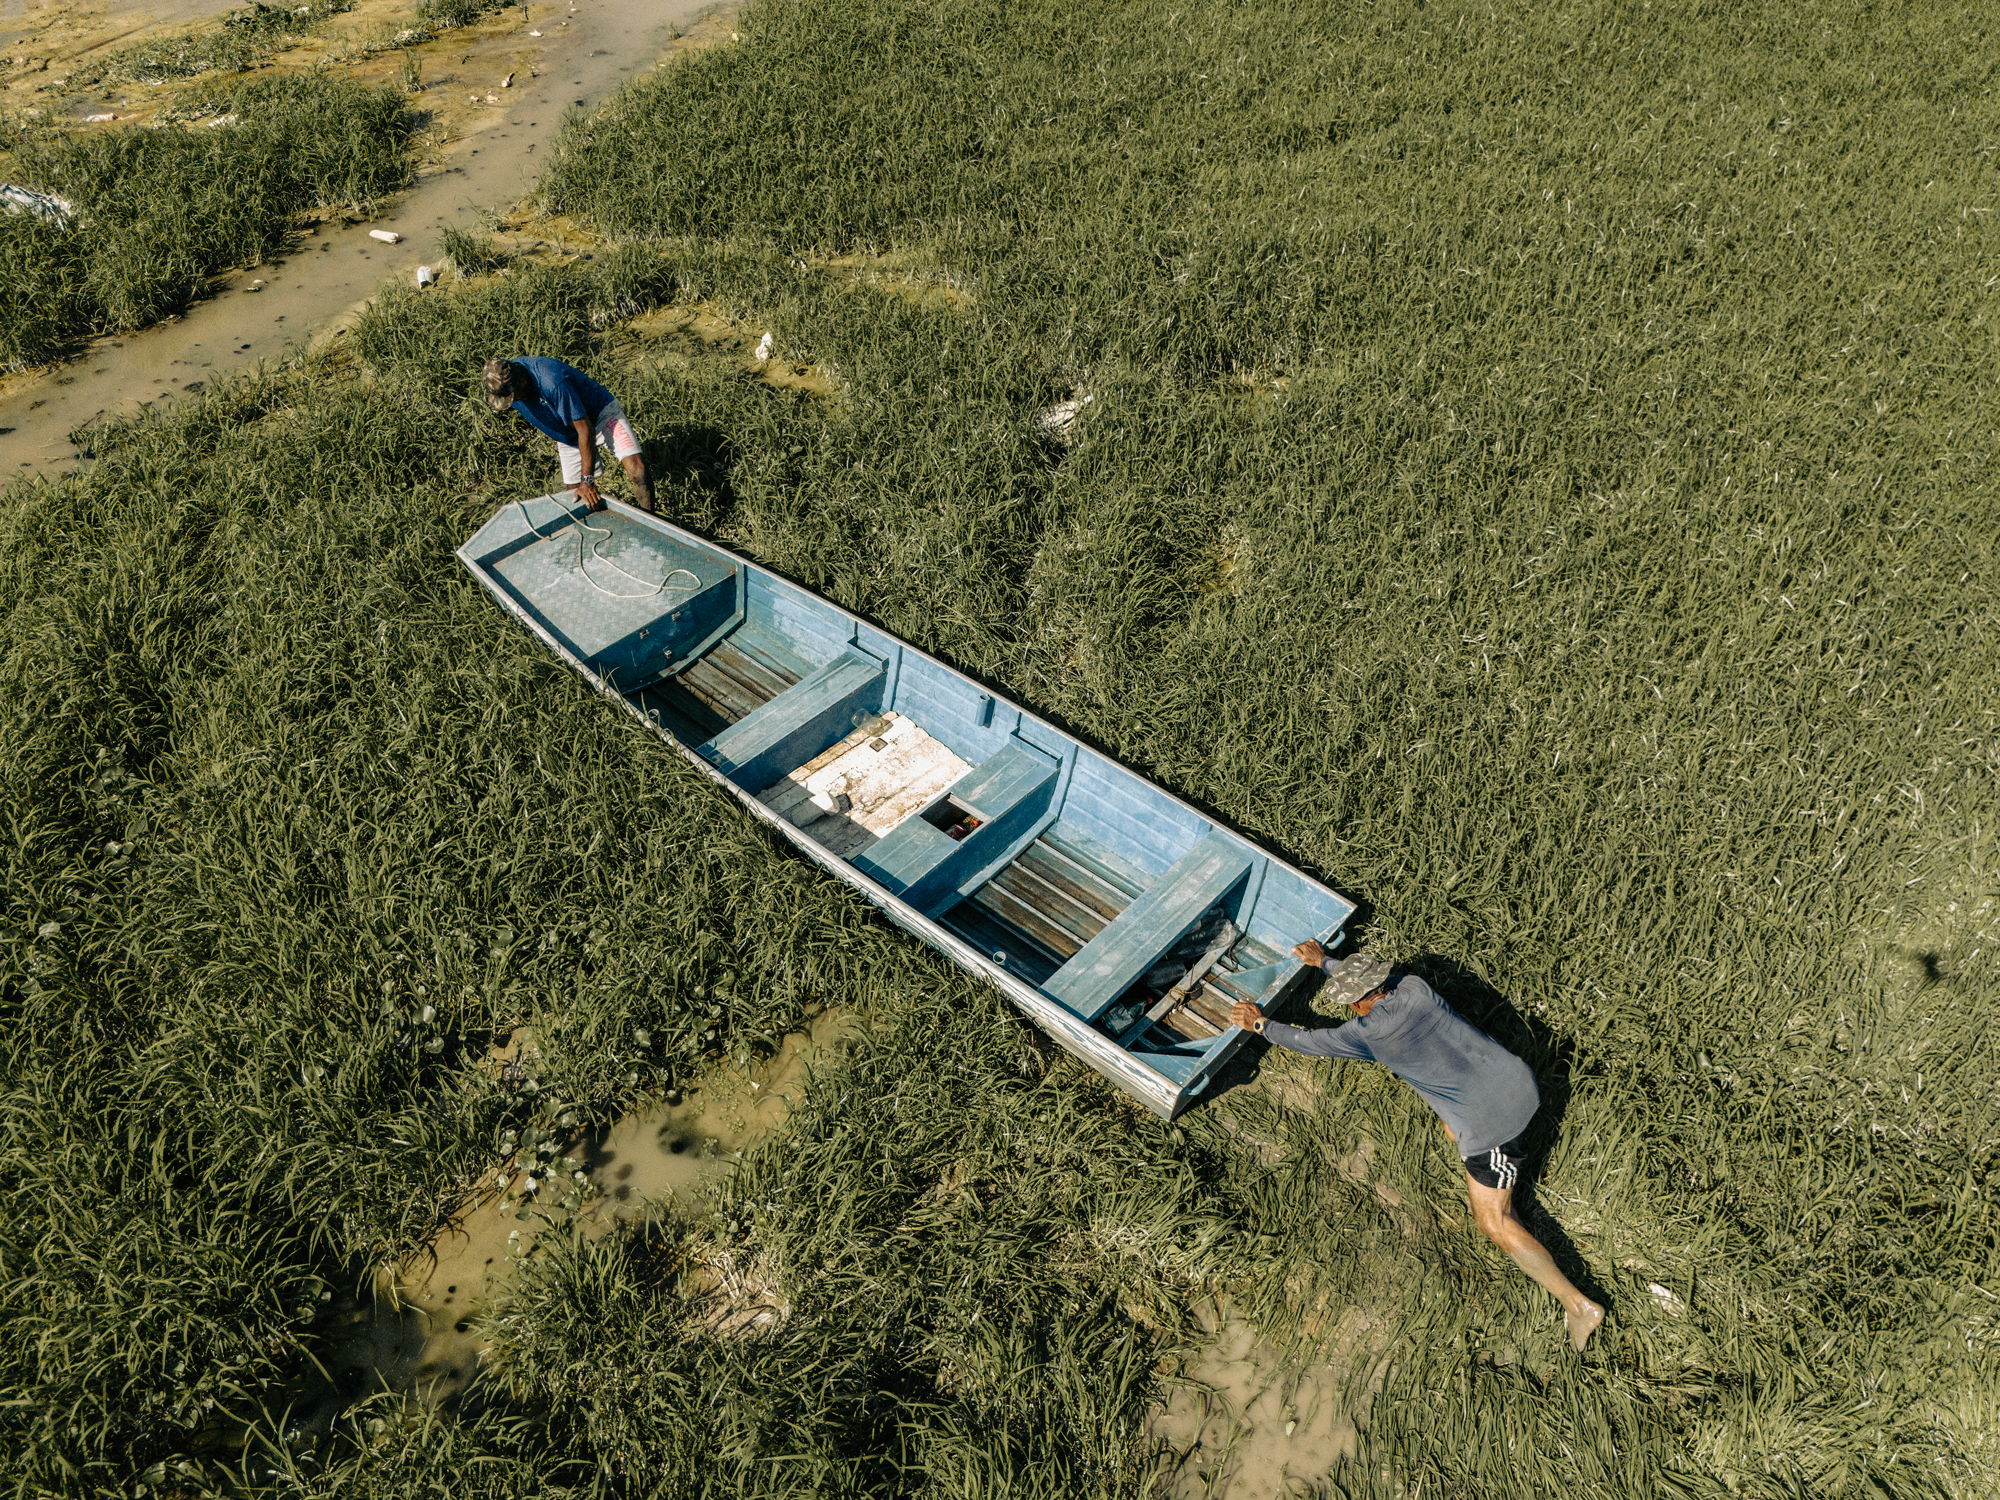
[92, 2, 357, 87]
[415, 0, 518, 28]
[438, 224, 508, 278]
[3, 0, 1997, 1495]
[0, 74, 412, 369]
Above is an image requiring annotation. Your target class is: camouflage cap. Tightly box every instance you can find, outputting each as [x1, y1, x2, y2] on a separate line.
[1319, 953, 1392, 1009]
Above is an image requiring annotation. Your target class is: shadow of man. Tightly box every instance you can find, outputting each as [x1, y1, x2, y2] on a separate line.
[641, 425, 736, 529]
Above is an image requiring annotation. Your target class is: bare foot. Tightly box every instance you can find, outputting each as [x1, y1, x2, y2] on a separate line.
[1566, 1299, 1604, 1353]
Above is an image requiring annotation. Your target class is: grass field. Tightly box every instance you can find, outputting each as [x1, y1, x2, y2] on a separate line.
[2, 0, 1996, 1495]
[86, 1, 358, 88]
[0, 71, 412, 369]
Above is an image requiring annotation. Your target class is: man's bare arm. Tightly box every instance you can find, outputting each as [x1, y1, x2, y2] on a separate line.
[573, 417, 602, 510]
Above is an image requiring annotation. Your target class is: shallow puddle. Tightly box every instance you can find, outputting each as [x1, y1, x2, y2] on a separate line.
[272, 1009, 855, 1444]
[1148, 1297, 1389, 1499]
[576, 1010, 855, 1222]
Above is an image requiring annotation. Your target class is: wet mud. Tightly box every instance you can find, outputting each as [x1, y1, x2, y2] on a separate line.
[0, 0, 725, 483]
[268, 1009, 855, 1446]
[1148, 1297, 1390, 1499]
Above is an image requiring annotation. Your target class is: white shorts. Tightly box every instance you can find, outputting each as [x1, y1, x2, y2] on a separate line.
[559, 403, 643, 484]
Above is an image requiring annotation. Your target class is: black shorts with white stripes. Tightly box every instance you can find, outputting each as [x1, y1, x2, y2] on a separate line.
[1463, 1134, 1531, 1191]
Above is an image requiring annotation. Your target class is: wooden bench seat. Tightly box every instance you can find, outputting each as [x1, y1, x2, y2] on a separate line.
[1039, 831, 1251, 1023]
[854, 740, 1059, 904]
[697, 648, 886, 791]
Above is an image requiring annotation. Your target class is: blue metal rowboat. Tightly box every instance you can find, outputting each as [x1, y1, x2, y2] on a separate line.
[458, 496, 1356, 1118]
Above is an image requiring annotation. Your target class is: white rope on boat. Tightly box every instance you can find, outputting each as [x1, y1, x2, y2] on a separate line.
[515, 497, 703, 601]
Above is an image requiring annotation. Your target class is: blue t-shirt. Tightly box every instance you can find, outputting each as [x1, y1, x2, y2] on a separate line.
[1262, 972, 1539, 1157]
[505, 356, 615, 447]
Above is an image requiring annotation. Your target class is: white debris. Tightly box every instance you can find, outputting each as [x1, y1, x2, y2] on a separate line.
[369, 229, 402, 244]
[394, 28, 424, 44]
[1036, 394, 1093, 437]
[415, 264, 435, 288]
[1, 184, 76, 226]
[1648, 1283, 1687, 1318]
[528, 28, 541, 35]
[85, 112, 117, 123]
[247, 279, 265, 291]
[206, 113, 239, 128]
[753, 332, 773, 363]
[501, 71, 514, 87]
[485, 92, 500, 103]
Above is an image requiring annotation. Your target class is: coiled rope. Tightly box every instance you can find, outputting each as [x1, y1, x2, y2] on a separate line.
[515, 497, 702, 601]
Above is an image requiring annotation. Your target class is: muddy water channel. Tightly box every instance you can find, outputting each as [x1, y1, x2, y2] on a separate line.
[0, 0, 717, 483]
[280, 1010, 855, 1444]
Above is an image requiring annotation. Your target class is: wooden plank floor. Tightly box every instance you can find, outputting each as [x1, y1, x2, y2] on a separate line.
[946, 823, 1288, 1050]
[756, 712, 972, 859]
[943, 825, 1144, 995]
[638, 625, 807, 746]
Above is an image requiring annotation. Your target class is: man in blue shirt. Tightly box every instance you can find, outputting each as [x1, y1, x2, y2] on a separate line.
[1231, 943, 1605, 1352]
[484, 356, 654, 513]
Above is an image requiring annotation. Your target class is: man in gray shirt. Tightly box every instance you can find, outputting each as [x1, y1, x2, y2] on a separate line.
[1230, 941, 1604, 1352]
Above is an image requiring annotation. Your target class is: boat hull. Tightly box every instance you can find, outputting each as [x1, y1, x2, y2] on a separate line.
[459, 495, 1354, 1118]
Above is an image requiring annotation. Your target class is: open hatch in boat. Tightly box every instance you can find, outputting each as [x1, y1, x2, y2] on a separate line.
[459, 496, 1356, 1118]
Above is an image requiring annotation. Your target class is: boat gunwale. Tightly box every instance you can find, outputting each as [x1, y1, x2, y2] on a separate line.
[457, 495, 1352, 1117]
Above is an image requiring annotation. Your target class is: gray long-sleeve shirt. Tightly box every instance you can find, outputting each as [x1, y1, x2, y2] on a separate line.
[1262, 972, 1539, 1158]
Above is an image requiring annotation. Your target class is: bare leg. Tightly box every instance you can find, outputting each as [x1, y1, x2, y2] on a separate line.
[622, 451, 654, 512]
[1466, 1175, 1603, 1352]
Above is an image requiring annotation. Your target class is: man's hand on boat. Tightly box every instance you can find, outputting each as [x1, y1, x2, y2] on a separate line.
[1233, 942, 1330, 1033]
[574, 474, 606, 513]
